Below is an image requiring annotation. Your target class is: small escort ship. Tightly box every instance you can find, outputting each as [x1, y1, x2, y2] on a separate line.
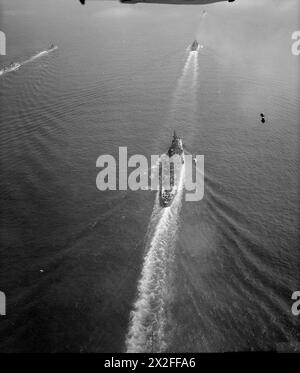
[190, 40, 199, 51]
[48, 44, 58, 51]
[159, 131, 184, 208]
[1, 62, 21, 74]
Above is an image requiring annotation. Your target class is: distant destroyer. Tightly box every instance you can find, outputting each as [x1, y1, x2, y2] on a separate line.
[48, 44, 57, 51]
[0, 62, 21, 75]
[190, 40, 199, 52]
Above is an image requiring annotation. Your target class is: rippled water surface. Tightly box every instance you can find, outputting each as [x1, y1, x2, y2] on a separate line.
[0, 0, 299, 352]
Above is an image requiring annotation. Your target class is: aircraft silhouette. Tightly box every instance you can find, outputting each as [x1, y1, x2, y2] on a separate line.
[79, 0, 235, 4]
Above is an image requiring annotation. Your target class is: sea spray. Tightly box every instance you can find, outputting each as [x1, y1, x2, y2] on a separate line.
[23, 46, 57, 65]
[126, 164, 185, 353]
[170, 51, 198, 126]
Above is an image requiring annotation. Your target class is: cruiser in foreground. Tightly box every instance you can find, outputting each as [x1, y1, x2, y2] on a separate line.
[159, 132, 184, 208]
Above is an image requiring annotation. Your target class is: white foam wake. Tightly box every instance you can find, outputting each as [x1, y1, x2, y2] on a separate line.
[0, 47, 57, 77]
[125, 163, 185, 353]
[171, 51, 198, 115]
[174, 52, 194, 98]
[23, 46, 57, 65]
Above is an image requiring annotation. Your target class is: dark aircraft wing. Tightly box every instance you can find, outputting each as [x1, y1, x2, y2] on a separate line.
[79, 0, 235, 4]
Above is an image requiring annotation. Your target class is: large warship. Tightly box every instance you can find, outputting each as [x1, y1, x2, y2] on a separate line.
[159, 132, 184, 208]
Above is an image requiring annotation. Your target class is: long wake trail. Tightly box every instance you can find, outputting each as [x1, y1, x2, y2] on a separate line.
[125, 51, 198, 353]
[126, 164, 186, 353]
[0, 46, 57, 77]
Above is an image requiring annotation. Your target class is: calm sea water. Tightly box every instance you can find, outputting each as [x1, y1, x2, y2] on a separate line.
[0, 0, 299, 352]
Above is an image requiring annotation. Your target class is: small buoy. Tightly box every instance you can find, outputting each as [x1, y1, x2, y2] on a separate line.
[39, 269, 44, 273]
[260, 113, 265, 118]
[261, 118, 266, 124]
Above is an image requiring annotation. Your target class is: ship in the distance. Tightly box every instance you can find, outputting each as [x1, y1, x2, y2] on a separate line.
[159, 132, 184, 208]
[48, 44, 58, 51]
[0, 62, 21, 75]
[190, 40, 199, 51]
